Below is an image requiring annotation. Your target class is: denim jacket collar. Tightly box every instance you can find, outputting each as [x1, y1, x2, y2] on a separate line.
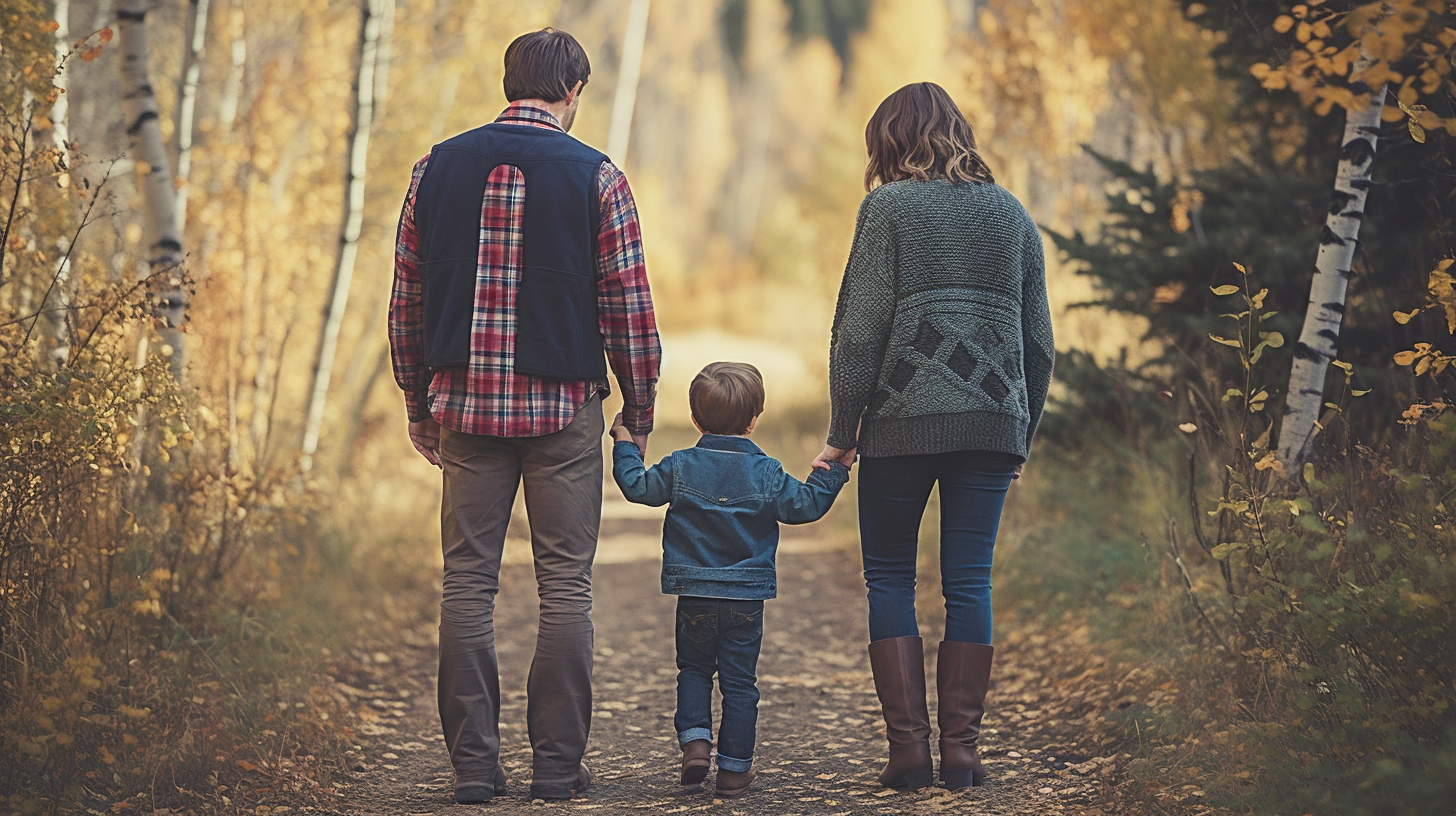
[694, 434, 764, 455]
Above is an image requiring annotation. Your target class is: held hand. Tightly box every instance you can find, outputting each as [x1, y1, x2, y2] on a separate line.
[610, 412, 648, 456]
[408, 417, 443, 469]
[609, 412, 632, 442]
[1013, 465, 1024, 480]
[812, 444, 856, 471]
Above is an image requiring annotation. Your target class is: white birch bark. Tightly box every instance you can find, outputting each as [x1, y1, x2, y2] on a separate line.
[1276, 71, 1387, 468]
[217, 1, 246, 130]
[117, 0, 187, 379]
[607, 0, 650, 162]
[41, 0, 73, 367]
[175, 0, 211, 235]
[299, 0, 389, 473]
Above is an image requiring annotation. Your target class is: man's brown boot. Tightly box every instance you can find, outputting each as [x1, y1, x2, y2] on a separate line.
[936, 640, 994, 790]
[867, 636, 934, 790]
[680, 739, 711, 785]
[714, 768, 755, 797]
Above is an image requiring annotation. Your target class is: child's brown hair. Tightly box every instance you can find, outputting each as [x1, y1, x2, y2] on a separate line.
[689, 362, 765, 435]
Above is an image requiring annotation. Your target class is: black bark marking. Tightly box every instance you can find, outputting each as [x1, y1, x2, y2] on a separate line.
[1339, 137, 1376, 165]
[126, 110, 159, 136]
[1317, 329, 1340, 344]
[1321, 302, 1345, 314]
[1338, 211, 1365, 222]
[155, 239, 182, 254]
[1300, 388, 1323, 396]
[1337, 268, 1354, 279]
[1319, 226, 1347, 246]
[117, 10, 146, 22]
[1349, 178, 1374, 191]
[1328, 190, 1356, 215]
[1293, 342, 1325, 362]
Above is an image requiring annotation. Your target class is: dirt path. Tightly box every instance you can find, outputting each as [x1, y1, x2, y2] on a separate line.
[315, 525, 1126, 816]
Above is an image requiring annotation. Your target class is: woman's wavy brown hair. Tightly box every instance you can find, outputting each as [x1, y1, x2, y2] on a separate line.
[864, 82, 995, 191]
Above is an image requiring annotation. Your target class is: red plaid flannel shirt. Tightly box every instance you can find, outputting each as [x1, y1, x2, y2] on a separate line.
[388, 103, 660, 437]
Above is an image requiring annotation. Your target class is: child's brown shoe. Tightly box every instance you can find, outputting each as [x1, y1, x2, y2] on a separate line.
[680, 739, 712, 785]
[714, 768, 755, 797]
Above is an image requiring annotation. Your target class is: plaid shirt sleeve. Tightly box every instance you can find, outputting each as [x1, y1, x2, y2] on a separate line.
[596, 161, 661, 435]
[388, 155, 433, 423]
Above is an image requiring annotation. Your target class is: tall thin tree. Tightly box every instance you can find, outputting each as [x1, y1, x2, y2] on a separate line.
[607, 0, 649, 162]
[40, 0, 73, 368]
[299, 0, 391, 473]
[1276, 62, 1386, 468]
[117, 0, 187, 379]
[175, 0, 211, 234]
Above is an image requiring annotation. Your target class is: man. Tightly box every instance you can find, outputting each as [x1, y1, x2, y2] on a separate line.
[387, 27, 659, 804]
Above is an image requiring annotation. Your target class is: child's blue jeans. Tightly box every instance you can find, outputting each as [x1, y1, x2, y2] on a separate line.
[857, 451, 1018, 645]
[673, 596, 764, 773]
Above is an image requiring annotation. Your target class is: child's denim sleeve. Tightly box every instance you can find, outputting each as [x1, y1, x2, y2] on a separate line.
[611, 440, 673, 506]
[772, 461, 850, 524]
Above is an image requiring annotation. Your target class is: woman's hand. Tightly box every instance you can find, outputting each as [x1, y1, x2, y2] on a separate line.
[812, 444, 857, 471]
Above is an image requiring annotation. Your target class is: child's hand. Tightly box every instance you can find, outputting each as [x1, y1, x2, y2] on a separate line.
[610, 412, 634, 443]
[812, 445, 856, 471]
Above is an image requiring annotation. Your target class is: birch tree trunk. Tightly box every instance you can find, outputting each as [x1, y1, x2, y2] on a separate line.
[217, 0, 246, 131]
[607, 0, 649, 162]
[1276, 71, 1387, 468]
[117, 0, 187, 379]
[41, 0, 73, 368]
[299, 0, 390, 473]
[174, 0, 211, 235]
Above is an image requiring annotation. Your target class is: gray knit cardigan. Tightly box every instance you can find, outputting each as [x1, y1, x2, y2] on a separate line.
[827, 178, 1055, 460]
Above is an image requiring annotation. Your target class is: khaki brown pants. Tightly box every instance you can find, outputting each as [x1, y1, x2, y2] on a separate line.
[436, 396, 602, 789]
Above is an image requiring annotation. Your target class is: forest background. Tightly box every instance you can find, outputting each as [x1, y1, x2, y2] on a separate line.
[1, 0, 1453, 814]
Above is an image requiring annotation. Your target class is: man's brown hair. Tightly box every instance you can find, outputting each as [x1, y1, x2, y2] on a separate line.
[864, 82, 995, 191]
[503, 28, 591, 103]
[689, 362, 765, 436]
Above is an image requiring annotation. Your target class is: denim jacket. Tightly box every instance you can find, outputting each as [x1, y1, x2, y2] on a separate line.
[612, 435, 850, 600]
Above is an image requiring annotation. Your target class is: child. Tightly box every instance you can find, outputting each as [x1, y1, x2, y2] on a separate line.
[610, 362, 851, 797]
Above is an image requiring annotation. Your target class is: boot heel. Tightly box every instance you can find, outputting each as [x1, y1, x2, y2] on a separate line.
[941, 766, 984, 791]
[887, 766, 934, 791]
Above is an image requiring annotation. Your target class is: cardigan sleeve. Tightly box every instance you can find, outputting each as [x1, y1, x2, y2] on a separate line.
[1020, 228, 1055, 456]
[826, 194, 896, 450]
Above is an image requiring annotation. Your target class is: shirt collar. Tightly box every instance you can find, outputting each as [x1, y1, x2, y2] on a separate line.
[494, 102, 564, 132]
[695, 434, 765, 455]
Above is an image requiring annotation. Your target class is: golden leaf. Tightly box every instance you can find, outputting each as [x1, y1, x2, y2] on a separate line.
[1393, 309, 1419, 324]
[1210, 284, 1240, 296]
[1178, 423, 1198, 434]
[1410, 119, 1427, 143]
[1273, 15, 1295, 33]
[1394, 350, 1418, 366]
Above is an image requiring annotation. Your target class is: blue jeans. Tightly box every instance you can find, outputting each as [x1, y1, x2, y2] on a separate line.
[858, 452, 1017, 645]
[674, 596, 764, 773]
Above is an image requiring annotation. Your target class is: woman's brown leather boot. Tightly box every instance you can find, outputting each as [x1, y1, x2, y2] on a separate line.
[936, 640, 994, 790]
[867, 636, 934, 790]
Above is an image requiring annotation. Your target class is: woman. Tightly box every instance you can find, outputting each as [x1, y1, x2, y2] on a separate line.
[813, 82, 1054, 791]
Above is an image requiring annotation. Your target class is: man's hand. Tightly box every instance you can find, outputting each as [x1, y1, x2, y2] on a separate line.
[610, 412, 649, 456]
[812, 444, 856, 471]
[408, 416, 443, 468]
[1013, 464, 1024, 480]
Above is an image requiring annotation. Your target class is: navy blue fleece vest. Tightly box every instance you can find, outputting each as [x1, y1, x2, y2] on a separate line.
[414, 123, 608, 380]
